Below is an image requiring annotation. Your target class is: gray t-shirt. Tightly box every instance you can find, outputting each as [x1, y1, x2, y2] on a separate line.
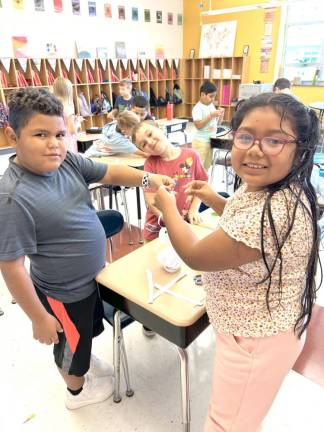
[0, 152, 107, 303]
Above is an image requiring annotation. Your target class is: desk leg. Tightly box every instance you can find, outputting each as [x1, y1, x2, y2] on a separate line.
[121, 187, 134, 245]
[209, 149, 218, 185]
[113, 310, 122, 403]
[136, 187, 144, 243]
[176, 347, 190, 432]
[94, 187, 105, 210]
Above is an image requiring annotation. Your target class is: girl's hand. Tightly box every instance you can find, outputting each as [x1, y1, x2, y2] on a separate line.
[95, 140, 114, 155]
[185, 181, 215, 206]
[154, 186, 176, 213]
[148, 174, 175, 191]
[32, 313, 63, 345]
[187, 209, 202, 225]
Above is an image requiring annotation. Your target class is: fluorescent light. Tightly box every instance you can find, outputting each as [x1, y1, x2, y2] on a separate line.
[200, 1, 286, 17]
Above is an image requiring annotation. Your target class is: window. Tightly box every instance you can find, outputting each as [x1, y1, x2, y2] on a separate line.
[283, 0, 324, 85]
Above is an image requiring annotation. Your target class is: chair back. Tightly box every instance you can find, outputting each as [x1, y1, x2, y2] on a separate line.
[96, 209, 124, 238]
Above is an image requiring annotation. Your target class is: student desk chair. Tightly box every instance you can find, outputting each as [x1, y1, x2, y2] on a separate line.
[96, 224, 213, 432]
[209, 126, 233, 190]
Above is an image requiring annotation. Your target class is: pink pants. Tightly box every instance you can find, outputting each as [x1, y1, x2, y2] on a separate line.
[204, 330, 304, 432]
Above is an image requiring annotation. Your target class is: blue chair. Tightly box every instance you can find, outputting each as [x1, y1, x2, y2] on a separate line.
[96, 209, 135, 402]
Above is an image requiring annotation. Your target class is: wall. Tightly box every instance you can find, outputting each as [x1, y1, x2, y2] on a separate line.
[0, 0, 183, 59]
[183, 0, 283, 84]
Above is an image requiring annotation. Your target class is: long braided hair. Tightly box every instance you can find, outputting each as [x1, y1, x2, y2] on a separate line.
[231, 93, 322, 336]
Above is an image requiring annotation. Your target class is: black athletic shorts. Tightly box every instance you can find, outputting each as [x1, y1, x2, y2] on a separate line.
[35, 286, 104, 377]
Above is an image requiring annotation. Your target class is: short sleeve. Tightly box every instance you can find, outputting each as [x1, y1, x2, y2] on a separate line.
[192, 150, 208, 181]
[0, 197, 37, 260]
[192, 104, 202, 121]
[67, 152, 107, 184]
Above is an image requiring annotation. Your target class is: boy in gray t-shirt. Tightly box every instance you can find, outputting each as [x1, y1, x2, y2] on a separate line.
[0, 88, 172, 410]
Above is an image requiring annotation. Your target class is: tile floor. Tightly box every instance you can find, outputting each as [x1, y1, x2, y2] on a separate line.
[1, 128, 324, 431]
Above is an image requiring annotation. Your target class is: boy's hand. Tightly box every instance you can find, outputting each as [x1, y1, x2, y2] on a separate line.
[148, 173, 175, 191]
[154, 185, 176, 213]
[32, 313, 63, 345]
[95, 140, 114, 155]
[185, 180, 215, 206]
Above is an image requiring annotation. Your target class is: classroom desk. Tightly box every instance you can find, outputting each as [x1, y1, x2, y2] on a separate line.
[209, 126, 233, 187]
[91, 154, 146, 243]
[77, 132, 103, 153]
[155, 118, 189, 143]
[97, 223, 216, 432]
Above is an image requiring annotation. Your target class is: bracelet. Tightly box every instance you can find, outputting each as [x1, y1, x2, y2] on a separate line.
[158, 214, 163, 226]
[142, 172, 151, 189]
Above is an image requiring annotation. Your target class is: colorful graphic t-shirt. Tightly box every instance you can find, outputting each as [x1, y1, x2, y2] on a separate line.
[143, 148, 208, 240]
[114, 95, 133, 113]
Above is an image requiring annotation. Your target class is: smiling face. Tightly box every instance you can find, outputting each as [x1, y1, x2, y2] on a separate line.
[5, 113, 67, 175]
[134, 123, 170, 156]
[231, 107, 297, 191]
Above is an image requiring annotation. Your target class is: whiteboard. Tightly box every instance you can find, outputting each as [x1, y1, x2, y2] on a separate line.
[199, 21, 237, 58]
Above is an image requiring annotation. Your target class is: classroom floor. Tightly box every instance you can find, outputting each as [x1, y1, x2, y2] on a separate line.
[1, 127, 324, 431]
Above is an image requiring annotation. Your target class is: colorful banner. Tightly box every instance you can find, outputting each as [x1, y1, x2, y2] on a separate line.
[12, 36, 28, 58]
[104, 3, 111, 18]
[53, 0, 63, 13]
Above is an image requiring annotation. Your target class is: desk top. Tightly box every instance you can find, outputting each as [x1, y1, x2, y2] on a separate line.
[77, 132, 103, 142]
[91, 153, 145, 168]
[155, 118, 189, 127]
[96, 224, 214, 327]
[309, 102, 324, 111]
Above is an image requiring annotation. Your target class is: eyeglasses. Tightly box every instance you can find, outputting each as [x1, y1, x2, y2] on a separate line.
[233, 131, 297, 156]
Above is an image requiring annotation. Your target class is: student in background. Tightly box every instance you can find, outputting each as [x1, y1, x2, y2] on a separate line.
[0, 88, 173, 410]
[153, 92, 320, 431]
[132, 121, 208, 242]
[131, 95, 153, 121]
[192, 81, 224, 170]
[107, 79, 133, 121]
[85, 110, 147, 157]
[53, 77, 82, 153]
[273, 77, 292, 94]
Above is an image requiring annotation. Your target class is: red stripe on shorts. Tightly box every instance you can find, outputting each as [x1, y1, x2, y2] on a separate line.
[47, 297, 80, 354]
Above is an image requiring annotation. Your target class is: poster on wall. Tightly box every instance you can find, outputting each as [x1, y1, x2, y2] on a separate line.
[72, 0, 80, 15]
[156, 11, 162, 24]
[12, 36, 29, 58]
[118, 6, 125, 20]
[177, 13, 182, 25]
[144, 9, 150, 23]
[199, 21, 237, 58]
[53, 0, 63, 12]
[76, 41, 95, 58]
[104, 3, 111, 18]
[155, 44, 165, 59]
[167, 13, 173, 25]
[115, 41, 126, 58]
[88, 1, 96, 16]
[259, 10, 274, 74]
[34, 0, 44, 11]
[96, 47, 109, 58]
[132, 7, 138, 21]
[12, 0, 24, 10]
[45, 42, 57, 57]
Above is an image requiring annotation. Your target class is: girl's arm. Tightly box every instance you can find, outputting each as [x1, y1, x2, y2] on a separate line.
[154, 187, 261, 272]
[0, 257, 63, 344]
[187, 196, 202, 225]
[185, 181, 227, 215]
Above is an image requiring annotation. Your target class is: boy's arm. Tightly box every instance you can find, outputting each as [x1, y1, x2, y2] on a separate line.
[107, 108, 118, 121]
[98, 165, 174, 190]
[134, 149, 149, 157]
[187, 196, 202, 224]
[0, 257, 63, 344]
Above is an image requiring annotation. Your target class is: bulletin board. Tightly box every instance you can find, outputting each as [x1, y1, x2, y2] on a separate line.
[199, 21, 237, 58]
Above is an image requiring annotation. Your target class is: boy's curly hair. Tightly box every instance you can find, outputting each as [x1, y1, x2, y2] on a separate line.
[8, 88, 64, 135]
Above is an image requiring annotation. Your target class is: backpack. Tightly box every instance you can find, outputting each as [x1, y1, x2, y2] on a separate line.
[149, 87, 158, 107]
[173, 84, 183, 105]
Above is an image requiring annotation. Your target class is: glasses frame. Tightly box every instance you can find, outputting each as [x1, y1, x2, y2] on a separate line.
[232, 131, 297, 156]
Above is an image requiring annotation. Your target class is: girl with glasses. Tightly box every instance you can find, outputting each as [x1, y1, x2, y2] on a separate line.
[153, 92, 321, 431]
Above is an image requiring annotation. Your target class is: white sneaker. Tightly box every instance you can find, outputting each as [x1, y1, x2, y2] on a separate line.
[88, 354, 114, 378]
[65, 374, 114, 410]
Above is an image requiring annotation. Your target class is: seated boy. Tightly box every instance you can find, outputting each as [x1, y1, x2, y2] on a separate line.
[192, 81, 224, 171]
[107, 79, 133, 121]
[0, 88, 172, 410]
[85, 111, 147, 157]
[131, 95, 153, 121]
[132, 121, 208, 241]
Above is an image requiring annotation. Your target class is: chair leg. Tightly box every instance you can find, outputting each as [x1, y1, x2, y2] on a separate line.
[114, 191, 119, 211]
[113, 310, 122, 403]
[120, 187, 133, 245]
[108, 237, 113, 262]
[209, 149, 218, 185]
[176, 347, 191, 432]
[120, 334, 134, 397]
